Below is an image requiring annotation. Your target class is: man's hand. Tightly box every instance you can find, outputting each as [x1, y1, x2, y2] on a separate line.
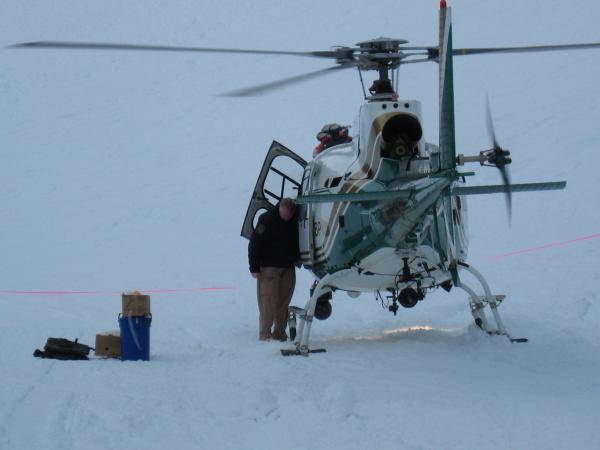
[251, 273, 259, 279]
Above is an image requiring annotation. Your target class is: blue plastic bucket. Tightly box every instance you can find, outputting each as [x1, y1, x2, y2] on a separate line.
[118, 314, 152, 361]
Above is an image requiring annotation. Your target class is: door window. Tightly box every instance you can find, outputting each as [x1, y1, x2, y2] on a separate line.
[263, 155, 305, 205]
[240, 141, 307, 239]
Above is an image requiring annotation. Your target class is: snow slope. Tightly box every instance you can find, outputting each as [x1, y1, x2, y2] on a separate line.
[1, 1, 599, 449]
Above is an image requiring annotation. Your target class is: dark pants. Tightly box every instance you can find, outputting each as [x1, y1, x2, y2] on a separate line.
[256, 267, 295, 340]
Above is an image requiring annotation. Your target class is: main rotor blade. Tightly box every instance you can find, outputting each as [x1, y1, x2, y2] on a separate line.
[398, 57, 431, 65]
[399, 46, 432, 50]
[10, 41, 344, 59]
[221, 64, 353, 97]
[453, 42, 600, 56]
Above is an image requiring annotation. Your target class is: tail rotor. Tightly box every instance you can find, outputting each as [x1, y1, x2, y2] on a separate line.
[483, 96, 513, 221]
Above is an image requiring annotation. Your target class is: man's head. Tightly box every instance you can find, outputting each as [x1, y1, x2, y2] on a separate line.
[279, 198, 296, 221]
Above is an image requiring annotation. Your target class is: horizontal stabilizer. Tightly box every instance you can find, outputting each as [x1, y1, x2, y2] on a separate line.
[453, 181, 566, 196]
[296, 189, 412, 204]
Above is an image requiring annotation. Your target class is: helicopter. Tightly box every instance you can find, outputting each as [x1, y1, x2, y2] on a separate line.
[11, 1, 600, 356]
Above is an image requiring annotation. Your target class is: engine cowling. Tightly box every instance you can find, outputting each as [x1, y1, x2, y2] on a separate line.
[381, 113, 423, 159]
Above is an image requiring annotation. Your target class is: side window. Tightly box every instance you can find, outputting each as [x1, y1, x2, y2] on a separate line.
[301, 166, 311, 195]
[298, 166, 311, 223]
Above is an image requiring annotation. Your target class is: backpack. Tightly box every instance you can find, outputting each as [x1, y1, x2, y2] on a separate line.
[33, 338, 94, 360]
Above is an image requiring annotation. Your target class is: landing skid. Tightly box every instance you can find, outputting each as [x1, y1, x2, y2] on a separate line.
[457, 262, 528, 343]
[280, 348, 326, 356]
[281, 263, 527, 356]
[282, 273, 336, 356]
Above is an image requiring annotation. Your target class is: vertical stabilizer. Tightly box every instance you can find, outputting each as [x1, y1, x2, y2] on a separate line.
[438, 2, 456, 170]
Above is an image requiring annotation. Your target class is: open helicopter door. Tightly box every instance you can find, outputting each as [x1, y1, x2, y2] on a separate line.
[241, 140, 307, 239]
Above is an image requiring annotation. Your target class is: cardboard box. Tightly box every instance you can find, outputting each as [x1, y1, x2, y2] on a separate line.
[95, 331, 121, 358]
[122, 292, 151, 317]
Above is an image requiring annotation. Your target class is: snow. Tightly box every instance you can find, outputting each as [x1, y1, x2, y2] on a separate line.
[1, 0, 600, 449]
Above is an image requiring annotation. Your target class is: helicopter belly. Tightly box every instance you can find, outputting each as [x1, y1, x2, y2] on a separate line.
[327, 246, 450, 292]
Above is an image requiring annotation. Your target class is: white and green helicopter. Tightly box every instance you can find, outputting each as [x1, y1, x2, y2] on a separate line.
[236, 2, 600, 355]
[13, 1, 600, 356]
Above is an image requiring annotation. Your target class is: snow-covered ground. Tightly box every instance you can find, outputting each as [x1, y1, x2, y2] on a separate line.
[1, 1, 599, 449]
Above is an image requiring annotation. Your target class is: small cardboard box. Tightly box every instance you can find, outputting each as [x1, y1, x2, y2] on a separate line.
[95, 331, 121, 358]
[122, 292, 151, 317]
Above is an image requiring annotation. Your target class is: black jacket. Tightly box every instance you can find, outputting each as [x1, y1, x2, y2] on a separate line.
[248, 207, 300, 273]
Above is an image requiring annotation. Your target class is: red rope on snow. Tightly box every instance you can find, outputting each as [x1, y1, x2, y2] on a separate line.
[0, 287, 237, 296]
[486, 232, 600, 260]
[3, 233, 598, 295]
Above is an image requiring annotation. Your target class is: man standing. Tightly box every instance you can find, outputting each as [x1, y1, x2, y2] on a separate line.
[248, 198, 300, 341]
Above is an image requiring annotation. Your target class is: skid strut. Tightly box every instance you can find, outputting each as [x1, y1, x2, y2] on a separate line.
[281, 273, 335, 356]
[456, 262, 528, 343]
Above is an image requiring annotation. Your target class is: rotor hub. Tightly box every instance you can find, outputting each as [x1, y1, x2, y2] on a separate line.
[356, 37, 409, 51]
